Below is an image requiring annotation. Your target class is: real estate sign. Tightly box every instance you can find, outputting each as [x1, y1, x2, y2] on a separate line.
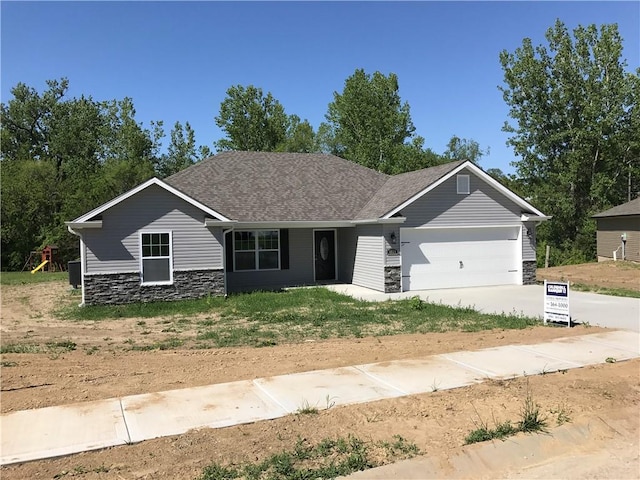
[543, 280, 570, 327]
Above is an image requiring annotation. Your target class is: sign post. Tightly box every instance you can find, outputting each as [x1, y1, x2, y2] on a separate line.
[544, 280, 570, 327]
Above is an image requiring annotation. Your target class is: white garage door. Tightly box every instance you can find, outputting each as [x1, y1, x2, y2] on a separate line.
[401, 226, 521, 291]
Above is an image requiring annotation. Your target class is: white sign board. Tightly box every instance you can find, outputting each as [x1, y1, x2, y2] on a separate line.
[544, 280, 570, 327]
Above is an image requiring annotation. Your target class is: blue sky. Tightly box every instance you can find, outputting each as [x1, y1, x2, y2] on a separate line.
[2, 1, 639, 175]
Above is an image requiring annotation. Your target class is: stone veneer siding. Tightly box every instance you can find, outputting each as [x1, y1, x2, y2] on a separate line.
[84, 269, 224, 305]
[384, 266, 401, 293]
[522, 260, 537, 285]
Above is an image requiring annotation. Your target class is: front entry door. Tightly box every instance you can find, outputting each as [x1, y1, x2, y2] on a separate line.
[314, 230, 336, 281]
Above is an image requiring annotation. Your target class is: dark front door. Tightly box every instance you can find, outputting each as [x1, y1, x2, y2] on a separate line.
[314, 230, 336, 281]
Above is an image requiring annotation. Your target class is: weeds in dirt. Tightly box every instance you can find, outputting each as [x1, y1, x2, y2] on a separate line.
[1, 340, 76, 356]
[1, 360, 19, 367]
[465, 382, 548, 445]
[518, 383, 548, 433]
[198, 434, 419, 480]
[53, 464, 110, 478]
[296, 400, 320, 415]
[0, 343, 41, 354]
[550, 402, 572, 426]
[128, 337, 184, 351]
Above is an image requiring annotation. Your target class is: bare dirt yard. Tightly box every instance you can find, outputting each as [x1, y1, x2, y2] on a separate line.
[537, 260, 640, 292]
[1, 273, 638, 479]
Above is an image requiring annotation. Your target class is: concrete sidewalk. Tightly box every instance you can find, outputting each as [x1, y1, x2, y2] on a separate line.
[1, 330, 639, 466]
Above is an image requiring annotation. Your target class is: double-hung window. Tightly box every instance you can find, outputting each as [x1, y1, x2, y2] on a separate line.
[234, 230, 280, 271]
[140, 232, 173, 284]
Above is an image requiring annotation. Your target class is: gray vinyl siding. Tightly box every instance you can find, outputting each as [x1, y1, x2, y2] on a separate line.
[352, 224, 385, 291]
[596, 217, 640, 262]
[522, 221, 537, 262]
[400, 169, 522, 228]
[227, 228, 314, 292]
[338, 228, 356, 283]
[84, 184, 223, 274]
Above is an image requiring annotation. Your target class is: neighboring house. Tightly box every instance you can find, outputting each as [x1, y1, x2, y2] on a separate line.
[592, 197, 640, 263]
[66, 152, 549, 305]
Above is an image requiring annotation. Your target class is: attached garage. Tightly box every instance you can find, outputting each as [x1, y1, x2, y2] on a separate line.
[400, 226, 522, 291]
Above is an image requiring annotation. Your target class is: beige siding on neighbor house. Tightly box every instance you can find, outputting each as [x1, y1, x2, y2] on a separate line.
[84, 184, 224, 274]
[596, 217, 640, 262]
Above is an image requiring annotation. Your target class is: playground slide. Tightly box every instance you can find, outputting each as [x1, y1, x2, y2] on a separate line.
[31, 260, 48, 274]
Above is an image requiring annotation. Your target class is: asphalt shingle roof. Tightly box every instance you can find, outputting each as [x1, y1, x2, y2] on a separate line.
[165, 151, 465, 222]
[592, 197, 640, 218]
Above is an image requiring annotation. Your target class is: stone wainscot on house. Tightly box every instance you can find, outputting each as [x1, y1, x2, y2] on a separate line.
[66, 152, 549, 305]
[593, 197, 640, 263]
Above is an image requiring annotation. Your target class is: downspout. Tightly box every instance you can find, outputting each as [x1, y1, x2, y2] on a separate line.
[67, 225, 86, 307]
[222, 227, 234, 298]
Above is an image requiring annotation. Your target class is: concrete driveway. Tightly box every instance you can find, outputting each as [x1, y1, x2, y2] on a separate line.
[326, 284, 640, 332]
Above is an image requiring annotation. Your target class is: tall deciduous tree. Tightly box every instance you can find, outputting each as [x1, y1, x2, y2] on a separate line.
[500, 20, 640, 260]
[277, 115, 317, 153]
[1, 79, 165, 269]
[323, 69, 417, 173]
[442, 135, 489, 164]
[157, 121, 198, 177]
[214, 85, 289, 152]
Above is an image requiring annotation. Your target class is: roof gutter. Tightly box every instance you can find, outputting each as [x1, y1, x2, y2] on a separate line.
[65, 221, 103, 229]
[351, 217, 407, 225]
[520, 214, 552, 223]
[213, 220, 355, 229]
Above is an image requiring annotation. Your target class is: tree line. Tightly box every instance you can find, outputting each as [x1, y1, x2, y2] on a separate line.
[1, 20, 638, 270]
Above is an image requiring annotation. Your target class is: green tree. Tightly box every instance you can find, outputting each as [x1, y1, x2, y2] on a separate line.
[277, 115, 317, 153]
[157, 121, 198, 177]
[1, 79, 165, 269]
[214, 85, 289, 151]
[500, 20, 640, 261]
[323, 69, 417, 173]
[442, 135, 489, 163]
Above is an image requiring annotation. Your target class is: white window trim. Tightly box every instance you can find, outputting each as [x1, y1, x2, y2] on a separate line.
[139, 230, 174, 285]
[457, 174, 470, 194]
[233, 229, 281, 272]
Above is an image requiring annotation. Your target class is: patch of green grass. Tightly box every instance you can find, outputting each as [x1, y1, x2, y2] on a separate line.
[569, 283, 640, 298]
[1, 339, 76, 355]
[199, 434, 419, 480]
[129, 337, 184, 351]
[1, 360, 19, 367]
[1, 343, 42, 354]
[58, 288, 540, 349]
[1, 271, 68, 285]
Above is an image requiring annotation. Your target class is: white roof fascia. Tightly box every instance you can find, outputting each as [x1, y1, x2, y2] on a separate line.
[521, 214, 552, 222]
[72, 177, 231, 223]
[351, 218, 407, 225]
[383, 161, 547, 219]
[231, 221, 355, 229]
[64, 221, 103, 229]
